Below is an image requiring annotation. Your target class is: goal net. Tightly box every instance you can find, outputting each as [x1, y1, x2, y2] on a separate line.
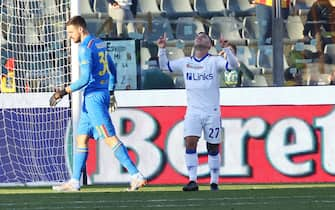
[0, 0, 72, 185]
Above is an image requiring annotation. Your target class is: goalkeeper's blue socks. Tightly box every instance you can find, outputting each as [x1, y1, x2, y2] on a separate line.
[113, 143, 139, 175]
[72, 147, 88, 181]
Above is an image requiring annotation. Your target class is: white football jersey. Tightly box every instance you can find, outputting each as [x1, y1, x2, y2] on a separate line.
[168, 54, 229, 114]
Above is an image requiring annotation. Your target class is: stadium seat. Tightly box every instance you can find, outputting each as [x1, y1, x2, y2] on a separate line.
[8, 22, 24, 44]
[236, 45, 258, 70]
[94, 0, 109, 14]
[291, 42, 317, 53]
[242, 16, 259, 45]
[137, 0, 162, 16]
[226, 0, 256, 16]
[85, 17, 112, 37]
[160, 0, 196, 18]
[175, 17, 205, 41]
[324, 44, 335, 64]
[256, 46, 288, 73]
[166, 46, 185, 60]
[143, 17, 174, 42]
[172, 74, 184, 88]
[251, 75, 268, 86]
[293, 0, 316, 15]
[257, 46, 273, 70]
[161, 46, 186, 88]
[24, 21, 41, 44]
[293, 0, 316, 9]
[80, 0, 95, 16]
[194, 0, 227, 18]
[43, 0, 58, 15]
[285, 15, 304, 42]
[209, 16, 246, 45]
[324, 63, 335, 74]
[140, 47, 152, 70]
[0, 26, 7, 46]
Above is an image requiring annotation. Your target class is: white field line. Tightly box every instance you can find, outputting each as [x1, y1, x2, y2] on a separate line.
[1, 195, 335, 209]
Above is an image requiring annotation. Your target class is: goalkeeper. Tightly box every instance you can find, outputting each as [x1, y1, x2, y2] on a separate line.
[51, 15, 146, 192]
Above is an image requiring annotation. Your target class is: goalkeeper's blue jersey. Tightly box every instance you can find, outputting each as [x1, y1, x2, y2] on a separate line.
[70, 34, 116, 95]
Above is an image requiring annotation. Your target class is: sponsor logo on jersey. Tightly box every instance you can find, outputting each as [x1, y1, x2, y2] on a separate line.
[186, 72, 214, 80]
[186, 63, 203, 69]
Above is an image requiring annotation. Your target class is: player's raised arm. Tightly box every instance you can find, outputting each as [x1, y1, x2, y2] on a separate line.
[156, 33, 169, 71]
[218, 34, 239, 70]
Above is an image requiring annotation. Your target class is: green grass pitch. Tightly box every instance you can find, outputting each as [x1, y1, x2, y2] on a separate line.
[0, 184, 335, 210]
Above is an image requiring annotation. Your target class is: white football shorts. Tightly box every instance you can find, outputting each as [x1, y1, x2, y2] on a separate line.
[183, 112, 222, 144]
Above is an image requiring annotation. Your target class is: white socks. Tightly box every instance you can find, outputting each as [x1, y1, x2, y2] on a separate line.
[185, 153, 198, 181]
[185, 152, 221, 184]
[208, 154, 221, 184]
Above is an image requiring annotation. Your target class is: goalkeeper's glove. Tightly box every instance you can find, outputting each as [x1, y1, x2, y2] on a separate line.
[49, 89, 67, 107]
[109, 90, 117, 113]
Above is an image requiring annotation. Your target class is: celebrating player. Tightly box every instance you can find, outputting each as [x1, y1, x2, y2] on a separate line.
[157, 32, 238, 191]
[50, 15, 146, 192]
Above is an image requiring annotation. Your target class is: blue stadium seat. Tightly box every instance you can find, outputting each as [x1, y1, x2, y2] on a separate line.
[293, 0, 316, 15]
[94, 0, 109, 14]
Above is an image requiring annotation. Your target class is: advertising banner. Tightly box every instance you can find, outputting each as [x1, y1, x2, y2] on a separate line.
[1, 87, 335, 185]
[104, 39, 140, 90]
[86, 105, 335, 184]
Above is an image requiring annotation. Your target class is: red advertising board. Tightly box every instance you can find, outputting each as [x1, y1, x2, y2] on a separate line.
[86, 105, 335, 184]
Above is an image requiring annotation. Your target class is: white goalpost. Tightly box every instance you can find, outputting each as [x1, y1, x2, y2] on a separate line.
[0, 0, 75, 185]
